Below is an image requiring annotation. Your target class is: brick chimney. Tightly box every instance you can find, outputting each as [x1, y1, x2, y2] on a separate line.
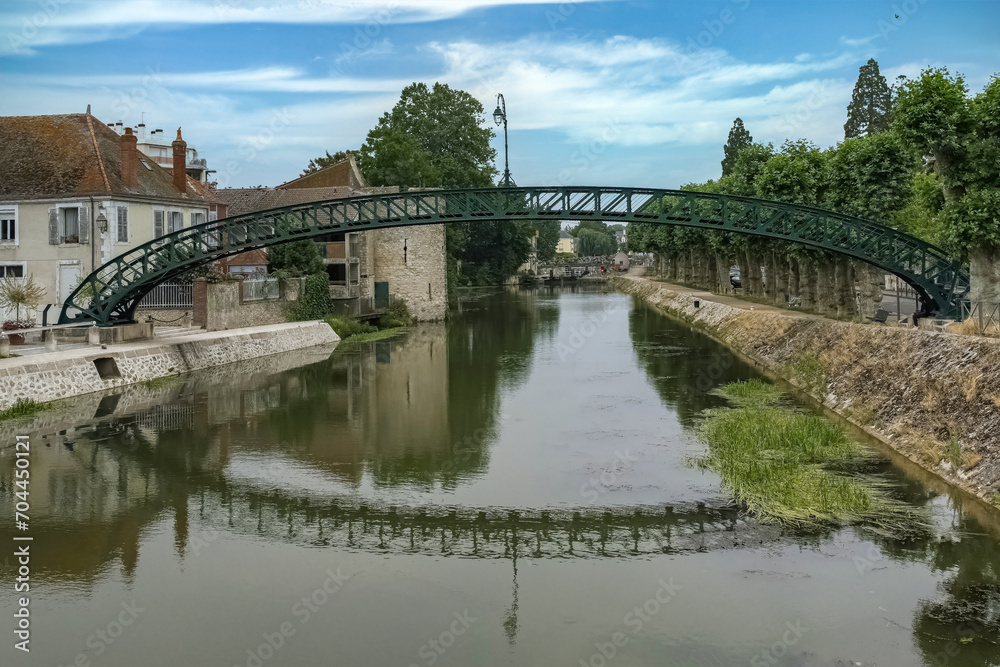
[172, 128, 187, 194]
[121, 126, 138, 190]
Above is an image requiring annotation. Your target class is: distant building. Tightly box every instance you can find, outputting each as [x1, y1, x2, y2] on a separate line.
[0, 110, 222, 320]
[556, 229, 578, 255]
[109, 121, 213, 184]
[614, 252, 630, 271]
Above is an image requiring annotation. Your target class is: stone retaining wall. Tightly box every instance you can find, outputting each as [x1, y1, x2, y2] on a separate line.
[1, 321, 338, 409]
[612, 275, 1000, 508]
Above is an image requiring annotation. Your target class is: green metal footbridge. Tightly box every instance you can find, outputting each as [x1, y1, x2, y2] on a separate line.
[59, 187, 970, 325]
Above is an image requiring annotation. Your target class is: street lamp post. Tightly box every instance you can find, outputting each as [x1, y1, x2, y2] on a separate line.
[493, 93, 513, 187]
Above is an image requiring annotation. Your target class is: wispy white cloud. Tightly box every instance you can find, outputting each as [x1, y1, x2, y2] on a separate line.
[0, 29, 866, 187]
[0, 0, 605, 54]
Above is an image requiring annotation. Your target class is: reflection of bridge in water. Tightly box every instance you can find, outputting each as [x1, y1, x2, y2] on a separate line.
[191, 486, 775, 559]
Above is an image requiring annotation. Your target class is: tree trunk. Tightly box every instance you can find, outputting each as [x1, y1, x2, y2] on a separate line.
[855, 262, 884, 319]
[834, 257, 855, 318]
[738, 256, 750, 295]
[744, 248, 763, 296]
[704, 251, 717, 291]
[816, 259, 837, 315]
[716, 254, 731, 294]
[798, 257, 816, 310]
[788, 257, 805, 306]
[970, 244, 1000, 310]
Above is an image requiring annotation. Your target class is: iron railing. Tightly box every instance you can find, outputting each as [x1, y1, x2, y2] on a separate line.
[960, 301, 1000, 334]
[241, 278, 280, 302]
[138, 281, 193, 308]
[329, 294, 396, 318]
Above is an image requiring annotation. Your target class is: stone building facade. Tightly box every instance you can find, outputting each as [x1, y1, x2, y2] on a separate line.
[215, 156, 447, 321]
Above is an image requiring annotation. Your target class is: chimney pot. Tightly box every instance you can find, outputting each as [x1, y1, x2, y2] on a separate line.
[172, 128, 187, 194]
[121, 126, 138, 190]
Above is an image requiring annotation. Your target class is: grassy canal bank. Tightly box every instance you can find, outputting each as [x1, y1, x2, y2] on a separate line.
[612, 274, 1000, 511]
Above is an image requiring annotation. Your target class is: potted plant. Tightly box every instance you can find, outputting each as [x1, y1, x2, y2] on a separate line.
[0, 274, 44, 345]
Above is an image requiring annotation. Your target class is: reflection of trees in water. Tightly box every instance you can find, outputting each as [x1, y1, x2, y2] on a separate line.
[903, 511, 1000, 665]
[627, 299, 758, 425]
[365, 288, 559, 487]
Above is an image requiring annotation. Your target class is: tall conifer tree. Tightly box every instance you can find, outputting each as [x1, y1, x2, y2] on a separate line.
[721, 118, 752, 177]
[844, 58, 892, 138]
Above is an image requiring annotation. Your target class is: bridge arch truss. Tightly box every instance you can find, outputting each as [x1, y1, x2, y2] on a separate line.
[59, 187, 970, 325]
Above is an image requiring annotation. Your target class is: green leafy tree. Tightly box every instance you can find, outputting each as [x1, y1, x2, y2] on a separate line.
[727, 142, 774, 196]
[755, 140, 828, 206]
[356, 82, 527, 288]
[358, 82, 496, 188]
[300, 150, 354, 177]
[893, 67, 974, 202]
[527, 220, 561, 262]
[844, 58, 893, 139]
[267, 239, 325, 276]
[825, 132, 913, 219]
[577, 228, 617, 256]
[721, 117, 753, 176]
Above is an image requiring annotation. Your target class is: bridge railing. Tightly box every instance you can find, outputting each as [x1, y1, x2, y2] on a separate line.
[138, 281, 194, 308]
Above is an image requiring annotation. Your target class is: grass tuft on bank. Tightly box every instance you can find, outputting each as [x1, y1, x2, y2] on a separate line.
[326, 299, 413, 345]
[0, 398, 48, 422]
[696, 380, 918, 530]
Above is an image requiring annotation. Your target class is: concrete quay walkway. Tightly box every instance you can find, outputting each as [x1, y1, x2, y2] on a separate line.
[1, 321, 339, 410]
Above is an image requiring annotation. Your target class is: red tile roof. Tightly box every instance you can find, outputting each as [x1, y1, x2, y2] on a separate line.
[0, 113, 212, 203]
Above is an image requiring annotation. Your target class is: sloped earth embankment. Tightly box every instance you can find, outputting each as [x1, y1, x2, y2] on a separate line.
[612, 275, 1000, 508]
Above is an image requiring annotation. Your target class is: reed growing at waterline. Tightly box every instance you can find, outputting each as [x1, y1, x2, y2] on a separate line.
[696, 380, 918, 530]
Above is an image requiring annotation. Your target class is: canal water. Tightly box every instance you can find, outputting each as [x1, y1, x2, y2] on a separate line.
[2, 287, 999, 666]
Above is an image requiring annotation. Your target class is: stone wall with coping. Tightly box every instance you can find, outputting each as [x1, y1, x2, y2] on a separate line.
[0, 321, 338, 410]
[193, 278, 304, 331]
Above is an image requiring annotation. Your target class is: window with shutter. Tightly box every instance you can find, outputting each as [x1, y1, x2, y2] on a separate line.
[154, 210, 164, 237]
[48, 208, 59, 245]
[168, 211, 183, 233]
[79, 206, 89, 244]
[117, 206, 129, 242]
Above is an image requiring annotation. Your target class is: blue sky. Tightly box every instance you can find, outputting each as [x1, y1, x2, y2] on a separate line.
[1, 0, 997, 189]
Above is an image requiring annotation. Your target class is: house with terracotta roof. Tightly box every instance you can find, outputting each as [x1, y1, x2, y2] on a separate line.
[0, 109, 223, 319]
